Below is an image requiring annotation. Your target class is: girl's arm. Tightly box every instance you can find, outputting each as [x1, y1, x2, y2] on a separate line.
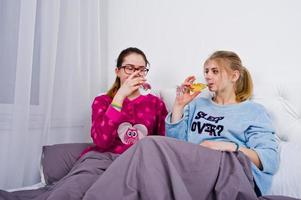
[200, 140, 263, 169]
[91, 96, 123, 150]
[165, 106, 190, 141]
[239, 147, 262, 169]
[172, 76, 200, 123]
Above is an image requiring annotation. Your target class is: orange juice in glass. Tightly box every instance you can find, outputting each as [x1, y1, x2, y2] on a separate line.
[190, 82, 207, 92]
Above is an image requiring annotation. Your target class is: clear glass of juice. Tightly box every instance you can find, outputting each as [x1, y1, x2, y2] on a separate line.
[176, 77, 207, 96]
[139, 82, 151, 95]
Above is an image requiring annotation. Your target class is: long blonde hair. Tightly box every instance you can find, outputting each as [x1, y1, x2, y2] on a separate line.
[204, 51, 253, 102]
[107, 47, 149, 98]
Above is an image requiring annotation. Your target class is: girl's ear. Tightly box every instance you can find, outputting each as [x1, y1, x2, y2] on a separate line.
[232, 70, 240, 82]
[115, 67, 119, 77]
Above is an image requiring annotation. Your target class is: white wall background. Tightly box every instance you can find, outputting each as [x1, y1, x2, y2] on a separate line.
[104, 0, 301, 91]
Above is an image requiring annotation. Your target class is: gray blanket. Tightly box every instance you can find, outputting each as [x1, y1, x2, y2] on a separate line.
[0, 136, 299, 200]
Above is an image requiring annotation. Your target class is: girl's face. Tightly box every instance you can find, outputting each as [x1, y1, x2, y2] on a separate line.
[204, 60, 238, 94]
[116, 53, 147, 85]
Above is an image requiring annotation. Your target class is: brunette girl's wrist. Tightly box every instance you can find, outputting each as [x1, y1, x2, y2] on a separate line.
[112, 94, 125, 109]
[111, 102, 122, 110]
[114, 91, 126, 100]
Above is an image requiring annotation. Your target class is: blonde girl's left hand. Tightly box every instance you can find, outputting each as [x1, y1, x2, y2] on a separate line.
[200, 140, 237, 152]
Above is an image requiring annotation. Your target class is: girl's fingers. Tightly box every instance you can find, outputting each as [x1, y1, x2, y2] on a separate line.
[133, 76, 146, 84]
[132, 85, 140, 91]
[181, 76, 196, 90]
[128, 70, 141, 79]
[184, 76, 196, 84]
[191, 91, 201, 98]
[130, 78, 146, 87]
[125, 72, 145, 87]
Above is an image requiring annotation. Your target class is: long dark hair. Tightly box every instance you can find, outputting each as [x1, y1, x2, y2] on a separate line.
[107, 47, 149, 98]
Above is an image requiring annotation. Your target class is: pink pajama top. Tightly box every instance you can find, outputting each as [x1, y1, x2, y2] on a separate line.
[82, 94, 168, 155]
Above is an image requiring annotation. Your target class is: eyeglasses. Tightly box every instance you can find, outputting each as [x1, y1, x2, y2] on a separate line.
[120, 64, 149, 76]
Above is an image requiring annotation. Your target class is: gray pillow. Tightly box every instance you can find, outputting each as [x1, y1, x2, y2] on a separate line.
[41, 143, 92, 185]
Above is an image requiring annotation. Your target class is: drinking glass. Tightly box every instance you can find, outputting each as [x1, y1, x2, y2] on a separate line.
[176, 77, 207, 96]
[139, 82, 151, 95]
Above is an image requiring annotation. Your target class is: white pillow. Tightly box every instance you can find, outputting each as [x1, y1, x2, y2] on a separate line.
[159, 88, 176, 112]
[269, 141, 301, 198]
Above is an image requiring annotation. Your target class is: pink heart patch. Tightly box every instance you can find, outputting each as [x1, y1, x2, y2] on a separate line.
[117, 122, 148, 145]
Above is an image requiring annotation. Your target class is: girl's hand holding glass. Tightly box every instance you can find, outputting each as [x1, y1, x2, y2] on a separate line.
[117, 71, 146, 98]
[120, 64, 151, 96]
[175, 76, 206, 108]
[177, 76, 207, 94]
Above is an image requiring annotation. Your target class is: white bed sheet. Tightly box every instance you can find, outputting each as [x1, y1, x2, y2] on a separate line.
[7, 182, 45, 192]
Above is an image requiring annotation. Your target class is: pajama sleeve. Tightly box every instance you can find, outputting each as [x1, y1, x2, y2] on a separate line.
[165, 105, 190, 141]
[155, 100, 168, 136]
[90, 96, 123, 150]
[244, 106, 280, 174]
